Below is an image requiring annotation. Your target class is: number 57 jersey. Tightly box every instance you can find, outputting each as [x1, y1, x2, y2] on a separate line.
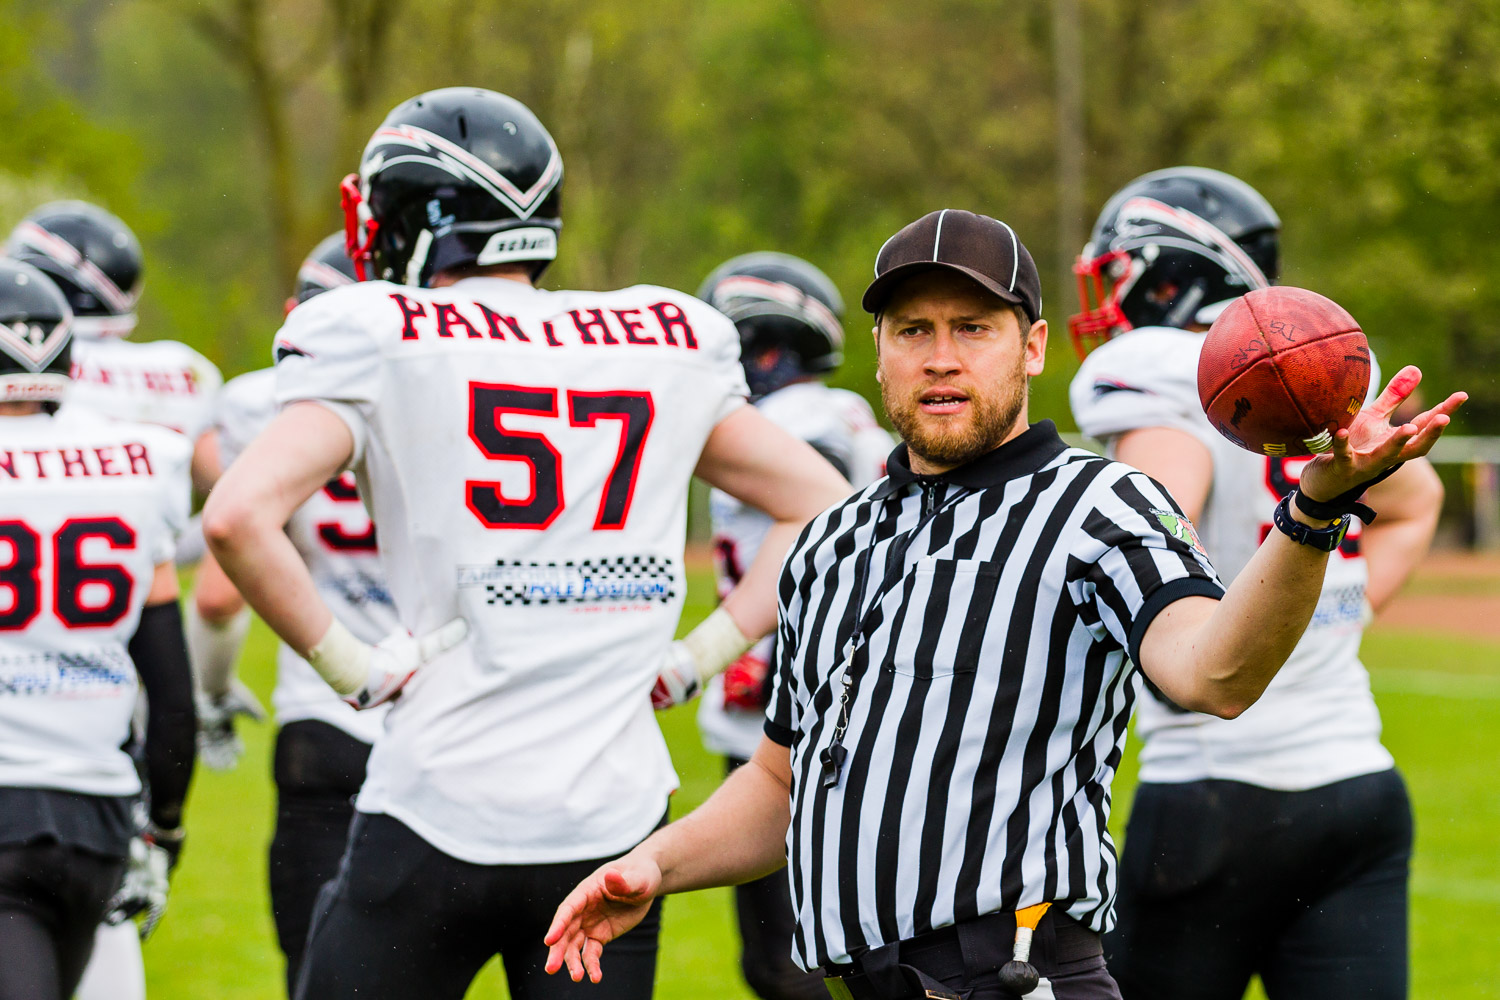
[273, 277, 749, 863]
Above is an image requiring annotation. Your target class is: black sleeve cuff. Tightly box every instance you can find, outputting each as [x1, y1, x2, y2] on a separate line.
[763, 719, 796, 747]
[1126, 577, 1225, 667]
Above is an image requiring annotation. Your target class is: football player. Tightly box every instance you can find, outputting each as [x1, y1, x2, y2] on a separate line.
[652, 251, 891, 1000]
[203, 88, 852, 1000]
[199, 235, 399, 995]
[0, 259, 195, 1000]
[1068, 167, 1441, 999]
[190, 232, 394, 993]
[5, 202, 223, 495]
[6, 202, 225, 1000]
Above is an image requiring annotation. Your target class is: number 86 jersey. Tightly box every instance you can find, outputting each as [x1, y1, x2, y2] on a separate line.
[0, 408, 190, 796]
[273, 277, 749, 864]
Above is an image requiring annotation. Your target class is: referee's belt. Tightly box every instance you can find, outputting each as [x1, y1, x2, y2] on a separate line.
[823, 909, 1102, 1000]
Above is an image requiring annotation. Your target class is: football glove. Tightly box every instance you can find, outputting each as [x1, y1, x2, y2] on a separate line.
[651, 642, 701, 709]
[721, 651, 771, 712]
[105, 825, 182, 941]
[195, 677, 266, 772]
[306, 618, 469, 710]
[650, 608, 754, 710]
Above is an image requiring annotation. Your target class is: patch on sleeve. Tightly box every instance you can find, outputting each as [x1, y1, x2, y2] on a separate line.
[1150, 508, 1207, 555]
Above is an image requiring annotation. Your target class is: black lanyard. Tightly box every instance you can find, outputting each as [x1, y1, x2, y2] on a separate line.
[820, 480, 967, 789]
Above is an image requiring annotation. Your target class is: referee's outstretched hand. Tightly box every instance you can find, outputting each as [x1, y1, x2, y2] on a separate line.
[1298, 366, 1466, 504]
[544, 855, 661, 983]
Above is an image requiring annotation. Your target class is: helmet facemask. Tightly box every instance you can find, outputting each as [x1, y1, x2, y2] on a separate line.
[1069, 196, 1272, 358]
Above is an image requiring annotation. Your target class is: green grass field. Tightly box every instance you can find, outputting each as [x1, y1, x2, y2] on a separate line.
[145, 569, 1500, 999]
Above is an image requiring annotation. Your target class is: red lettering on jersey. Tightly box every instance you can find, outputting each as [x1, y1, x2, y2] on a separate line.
[183, 369, 199, 393]
[391, 293, 428, 340]
[613, 309, 656, 346]
[435, 302, 483, 339]
[0, 452, 15, 479]
[124, 442, 152, 476]
[476, 304, 531, 342]
[93, 447, 121, 476]
[647, 301, 697, 349]
[60, 449, 90, 477]
[22, 450, 47, 478]
[542, 320, 562, 347]
[570, 309, 617, 346]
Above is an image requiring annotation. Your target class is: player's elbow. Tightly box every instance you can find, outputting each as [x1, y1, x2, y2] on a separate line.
[202, 489, 260, 557]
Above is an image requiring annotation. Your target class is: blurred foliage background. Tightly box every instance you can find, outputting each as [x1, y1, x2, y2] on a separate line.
[3, 0, 1498, 428]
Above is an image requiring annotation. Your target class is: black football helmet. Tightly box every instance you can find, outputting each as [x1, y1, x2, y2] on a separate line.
[697, 252, 845, 398]
[1069, 166, 1280, 357]
[0, 260, 74, 409]
[342, 87, 563, 287]
[290, 232, 359, 311]
[5, 201, 142, 340]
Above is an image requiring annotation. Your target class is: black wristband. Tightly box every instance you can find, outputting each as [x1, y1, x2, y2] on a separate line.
[1294, 462, 1404, 523]
[1273, 495, 1351, 552]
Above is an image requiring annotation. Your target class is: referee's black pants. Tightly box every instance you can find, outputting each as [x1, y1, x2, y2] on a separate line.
[725, 757, 828, 1000]
[269, 719, 372, 995]
[294, 811, 663, 1000]
[1106, 769, 1412, 1000]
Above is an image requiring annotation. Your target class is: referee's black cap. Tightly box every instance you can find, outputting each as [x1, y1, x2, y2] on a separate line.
[862, 209, 1042, 324]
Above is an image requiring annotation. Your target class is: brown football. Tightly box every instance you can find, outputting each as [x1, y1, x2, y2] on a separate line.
[1197, 286, 1372, 456]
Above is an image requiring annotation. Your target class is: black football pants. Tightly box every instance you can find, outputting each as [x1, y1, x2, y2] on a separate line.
[725, 757, 828, 1000]
[1106, 769, 1412, 1000]
[269, 719, 372, 995]
[295, 811, 663, 1000]
[0, 841, 124, 1000]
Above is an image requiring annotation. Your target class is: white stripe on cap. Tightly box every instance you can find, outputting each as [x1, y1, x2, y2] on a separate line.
[996, 218, 1020, 291]
[933, 209, 949, 261]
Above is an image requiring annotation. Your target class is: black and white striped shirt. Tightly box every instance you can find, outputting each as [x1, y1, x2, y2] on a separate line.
[765, 420, 1224, 970]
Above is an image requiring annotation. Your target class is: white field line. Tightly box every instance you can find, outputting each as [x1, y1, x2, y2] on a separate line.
[1368, 669, 1500, 700]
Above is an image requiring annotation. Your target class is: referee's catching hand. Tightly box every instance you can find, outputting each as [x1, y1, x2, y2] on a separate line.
[545, 210, 1465, 1000]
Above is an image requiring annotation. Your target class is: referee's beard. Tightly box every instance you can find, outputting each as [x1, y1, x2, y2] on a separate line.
[881, 352, 1028, 472]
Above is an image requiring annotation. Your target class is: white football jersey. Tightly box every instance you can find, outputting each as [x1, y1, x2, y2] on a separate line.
[699, 381, 893, 759]
[273, 276, 749, 863]
[69, 334, 223, 441]
[0, 408, 191, 796]
[1070, 326, 1392, 790]
[216, 369, 397, 745]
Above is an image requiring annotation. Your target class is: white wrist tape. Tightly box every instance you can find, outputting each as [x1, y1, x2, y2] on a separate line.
[304, 619, 371, 696]
[186, 605, 251, 700]
[680, 607, 755, 685]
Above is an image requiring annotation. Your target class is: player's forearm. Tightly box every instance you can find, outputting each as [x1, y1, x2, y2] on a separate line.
[642, 744, 791, 894]
[1143, 527, 1330, 718]
[720, 520, 804, 640]
[131, 600, 197, 829]
[1362, 516, 1437, 612]
[204, 509, 332, 656]
[1361, 459, 1443, 612]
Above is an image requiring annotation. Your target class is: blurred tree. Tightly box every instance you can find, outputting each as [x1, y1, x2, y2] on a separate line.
[15, 0, 1497, 427]
[0, 0, 139, 226]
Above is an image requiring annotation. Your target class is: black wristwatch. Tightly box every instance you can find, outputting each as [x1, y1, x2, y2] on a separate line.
[1272, 493, 1350, 552]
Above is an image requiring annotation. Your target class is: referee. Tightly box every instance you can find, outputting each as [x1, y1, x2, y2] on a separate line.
[544, 210, 1465, 999]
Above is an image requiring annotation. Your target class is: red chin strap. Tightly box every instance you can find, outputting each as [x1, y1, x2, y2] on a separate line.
[340, 174, 379, 282]
[1068, 249, 1133, 360]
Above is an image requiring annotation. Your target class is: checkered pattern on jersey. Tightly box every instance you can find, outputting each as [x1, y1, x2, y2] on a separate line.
[479, 555, 677, 607]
